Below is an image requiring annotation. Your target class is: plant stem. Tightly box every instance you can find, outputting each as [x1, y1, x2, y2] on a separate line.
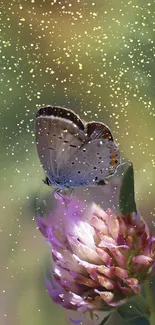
[149, 311, 155, 325]
[145, 279, 155, 325]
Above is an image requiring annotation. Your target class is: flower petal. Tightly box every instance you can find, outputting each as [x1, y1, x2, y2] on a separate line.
[67, 235, 103, 264]
[114, 266, 128, 279]
[123, 278, 141, 294]
[97, 275, 115, 290]
[36, 215, 48, 238]
[95, 247, 112, 266]
[106, 208, 120, 240]
[52, 248, 87, 274]
[90, 215, 108, 234]
[70, 271, 98, 288]
[94, 290, 114, 303]
[108, 247, 127, 269]
[97, 265, 115, 278]
[132, 255, 153, 266]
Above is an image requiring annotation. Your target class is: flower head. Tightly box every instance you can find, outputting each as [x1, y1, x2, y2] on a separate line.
[37, 196, 155, 313]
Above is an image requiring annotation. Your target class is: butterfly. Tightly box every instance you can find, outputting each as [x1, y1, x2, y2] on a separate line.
[35, 106, 120, 190]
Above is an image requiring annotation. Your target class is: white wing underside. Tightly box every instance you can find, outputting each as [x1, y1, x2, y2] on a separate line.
[36, 116, 119, 187]
[36, 116, 85, 173]
[63, 139, 118, 186]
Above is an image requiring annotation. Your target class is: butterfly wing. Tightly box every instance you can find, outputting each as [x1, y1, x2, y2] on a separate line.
[86, 121, 113, 141]
[62, 122, 120, 186]
[35, 107, 120, 188]
[35, 106, 86, 186]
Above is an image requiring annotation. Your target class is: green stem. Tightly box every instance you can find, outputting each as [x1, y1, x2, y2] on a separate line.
[145, 279, 155, 325]
[149, 311, 155, 325]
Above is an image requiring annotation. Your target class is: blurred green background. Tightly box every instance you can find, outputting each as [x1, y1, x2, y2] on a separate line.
[1, 0, 155, 324]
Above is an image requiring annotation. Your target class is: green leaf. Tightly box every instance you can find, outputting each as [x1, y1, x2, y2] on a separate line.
[132, 294, 149, 317]
[119, 162, 137, 215]
[117, 303, 143, 321]
[99, 313, 111, 325]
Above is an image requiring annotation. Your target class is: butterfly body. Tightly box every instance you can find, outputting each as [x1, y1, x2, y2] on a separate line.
[35, 106, 120, 189]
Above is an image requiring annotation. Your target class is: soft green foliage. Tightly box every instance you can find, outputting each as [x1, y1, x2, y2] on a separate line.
[119, 163, 137, 215]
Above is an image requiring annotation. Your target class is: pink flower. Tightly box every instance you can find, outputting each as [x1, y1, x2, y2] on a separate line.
[37, 196, 155, 312]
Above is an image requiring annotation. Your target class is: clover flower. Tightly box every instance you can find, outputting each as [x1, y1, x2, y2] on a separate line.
[37, 195, 155, 313]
